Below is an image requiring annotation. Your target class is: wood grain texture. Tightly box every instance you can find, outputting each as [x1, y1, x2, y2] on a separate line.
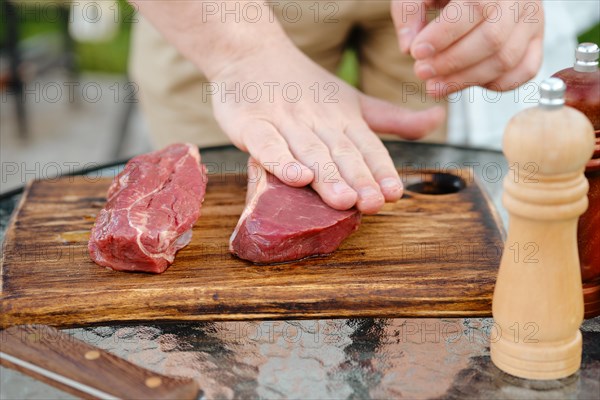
[1, 169, 504, 328]
[0, 325, 199, 399]
[491, 104, 594, 380]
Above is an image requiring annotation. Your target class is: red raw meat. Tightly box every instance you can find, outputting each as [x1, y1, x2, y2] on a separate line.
[89, 143, 207, 273]
[230, 159, 361, 263]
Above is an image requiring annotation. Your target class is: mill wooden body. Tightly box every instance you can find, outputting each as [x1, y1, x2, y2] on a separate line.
[491, 79, 595, 380]
[552, 42, 600, 318]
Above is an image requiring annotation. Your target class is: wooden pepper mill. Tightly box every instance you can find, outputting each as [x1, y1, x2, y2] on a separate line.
[553, 43, 600, 319]
[491, 78, 595, 380]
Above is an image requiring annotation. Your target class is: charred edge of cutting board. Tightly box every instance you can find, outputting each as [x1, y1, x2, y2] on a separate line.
[0, 304, 494, 329]
[1, 180, 35, 291]
[0, 283, 494, 329]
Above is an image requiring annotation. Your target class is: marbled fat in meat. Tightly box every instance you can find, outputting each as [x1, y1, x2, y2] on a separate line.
[89, 143, 207, 273]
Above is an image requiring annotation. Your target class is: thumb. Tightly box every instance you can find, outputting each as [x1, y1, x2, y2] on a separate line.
[391, 0, 435, 53]
[359, 94, 446, 140]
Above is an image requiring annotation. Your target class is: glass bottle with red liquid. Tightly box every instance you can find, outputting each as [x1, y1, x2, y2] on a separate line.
[553, 43, 600, 318]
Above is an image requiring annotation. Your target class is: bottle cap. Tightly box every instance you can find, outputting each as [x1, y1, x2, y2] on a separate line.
[574, 42, 599, 72]
[539, 77, 566, 109]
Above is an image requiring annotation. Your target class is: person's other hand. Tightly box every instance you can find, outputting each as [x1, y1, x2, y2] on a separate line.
[211, 42, 445, 214]
[391, 0, 544, 95]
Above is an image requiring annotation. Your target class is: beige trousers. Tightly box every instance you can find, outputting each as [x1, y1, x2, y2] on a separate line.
[130, 0, 447, 149]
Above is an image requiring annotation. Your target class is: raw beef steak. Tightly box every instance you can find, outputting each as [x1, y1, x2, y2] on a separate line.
[89, 143, 207, 273]
[230, 160, 361, 263]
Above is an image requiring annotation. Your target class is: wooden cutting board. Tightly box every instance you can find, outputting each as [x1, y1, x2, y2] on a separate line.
[1, 170, 504, 328]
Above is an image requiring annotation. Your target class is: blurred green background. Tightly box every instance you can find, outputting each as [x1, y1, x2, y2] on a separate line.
[1, 0, 599, 83]
[1, 0, 133, 73]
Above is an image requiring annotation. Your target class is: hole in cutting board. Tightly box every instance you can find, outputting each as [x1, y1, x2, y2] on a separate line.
[404, 172, 466, 195]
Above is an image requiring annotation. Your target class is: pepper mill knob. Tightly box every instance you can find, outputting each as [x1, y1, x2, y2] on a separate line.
[574, 42, 599, 73]
[538, 77, 565, 108]
[491, 78, 595, 380]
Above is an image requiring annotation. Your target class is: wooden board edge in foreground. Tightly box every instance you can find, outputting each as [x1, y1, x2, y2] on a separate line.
[0, 325, 200, 399]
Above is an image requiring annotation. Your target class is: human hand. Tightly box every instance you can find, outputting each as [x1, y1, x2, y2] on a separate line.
[391, 0, 544, 95]
[210, 42, 445, 214]
[131, 0, 444, 214]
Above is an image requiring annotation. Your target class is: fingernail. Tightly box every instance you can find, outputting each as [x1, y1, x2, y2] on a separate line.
[412, 42, 435, 59]
[399, 28, 414, 53]
[380, 178, 403, 193]
[333, 181, 353, 195]
[415, 62, 436, 80]
[358, 186, 383, 201]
